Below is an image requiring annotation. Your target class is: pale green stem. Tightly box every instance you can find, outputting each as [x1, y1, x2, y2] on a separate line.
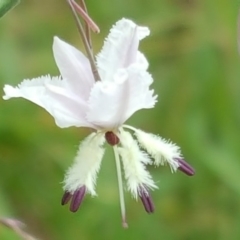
[113, 146, 128, 228]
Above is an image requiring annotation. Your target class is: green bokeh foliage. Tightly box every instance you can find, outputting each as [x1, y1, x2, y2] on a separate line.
[0, 0, 20, 18]
[0, 0, 240, 239]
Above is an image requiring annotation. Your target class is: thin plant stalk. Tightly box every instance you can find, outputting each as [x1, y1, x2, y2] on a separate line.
[67, 0, 101, 81]
[78, 0, 93, 48]
[72, 0, 99, 33]
[113, 146, 128, 228]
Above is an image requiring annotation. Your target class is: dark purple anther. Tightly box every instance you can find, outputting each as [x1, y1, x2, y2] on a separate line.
[138, 187, 154, 214]
[61, 191, 73, 205]
[70, 186, 86, 212]
[105, 131, 120, 146]
[177, 158, 195, 176]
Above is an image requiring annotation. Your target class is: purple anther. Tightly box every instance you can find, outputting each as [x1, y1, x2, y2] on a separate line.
[61, 191, 73, 205]
[138, 187, 155, 214]
[177, 158, 195, 176]
[105, 131, 120, 146]
[70, 186, 86, 212]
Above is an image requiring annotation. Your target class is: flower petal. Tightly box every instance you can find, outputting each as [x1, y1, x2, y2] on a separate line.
[86, 73, 128, 129]
[3, 76, 93, 128]
[63, 132, 105, 196]
[96, 18, 150, 82]
[121, 65, 157, 121]
[117, 130, 157, 199]
[134, 129, 181, 172]
[86, 66, 157, 129]
[53, 37, 94, 98]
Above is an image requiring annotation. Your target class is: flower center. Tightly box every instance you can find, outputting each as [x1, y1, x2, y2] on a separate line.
[105, 131, 120, 146]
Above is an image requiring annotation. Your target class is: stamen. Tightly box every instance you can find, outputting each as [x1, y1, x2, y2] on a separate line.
[69, 186, 86, 212]
[105, 131, 120, 146]
[138, 187, 155, 213]
[113, 146, 128, 228]
[176, 158, 195, 176]
[61, 191, 73, 205]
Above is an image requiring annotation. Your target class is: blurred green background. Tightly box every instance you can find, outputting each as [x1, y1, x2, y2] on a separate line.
[0, 0, 240, 239]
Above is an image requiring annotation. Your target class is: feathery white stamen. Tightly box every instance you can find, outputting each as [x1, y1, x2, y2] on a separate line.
[118, 130, 157, 199]
[63, 132, 105, 195]
[134, 129, 181, 172]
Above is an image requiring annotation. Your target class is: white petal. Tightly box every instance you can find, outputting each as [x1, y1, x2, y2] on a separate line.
[117, 130, 157, 199]
[136, 51, 149, 70]
[86, 66, 157, 129]
[53, 37, 94, 98]
[63, 132, 105, 196]
[121, 65, 157, 121]
[134, 129, 181, 172]
[3, 76, 94, 128]
[86, 71, 128, 129]
[96, 18, 150, 82]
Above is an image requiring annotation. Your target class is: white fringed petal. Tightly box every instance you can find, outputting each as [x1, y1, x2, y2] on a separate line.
[53, 37, 95, 98]
[121, 65, 157, 121]
[134, 129, 181, 172]
[86, 66, 157, 129]
[45, 83, 96, 128]
[86, 69, 128, 129]
[96, 18, 150, 82]
[63, 132, 105, 196]
[118, 130, 157, 199]
[136, 51, 149, 70]
[3, 76, 93, 128]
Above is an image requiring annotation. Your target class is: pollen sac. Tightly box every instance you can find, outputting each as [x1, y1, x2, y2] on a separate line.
[105, 131, 120, 146]
[61, 191, 73, 205]
[138, 187, 155, 214]
[61, 186, 86, 213]
[177, 158, 195, 176]
[70, 186, 86, 212]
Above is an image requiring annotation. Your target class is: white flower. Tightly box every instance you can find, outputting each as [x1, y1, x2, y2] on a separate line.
[3, 18, 194, 227]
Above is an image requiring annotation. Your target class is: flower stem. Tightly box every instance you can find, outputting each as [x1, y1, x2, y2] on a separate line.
[73, 0, 99, 33]
[113, 146, 128, 228]
[79, 0, 92, 49]
[67, 0, 101, 82]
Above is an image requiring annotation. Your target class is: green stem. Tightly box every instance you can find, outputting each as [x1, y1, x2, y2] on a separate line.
[113, 146, 128, 228]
